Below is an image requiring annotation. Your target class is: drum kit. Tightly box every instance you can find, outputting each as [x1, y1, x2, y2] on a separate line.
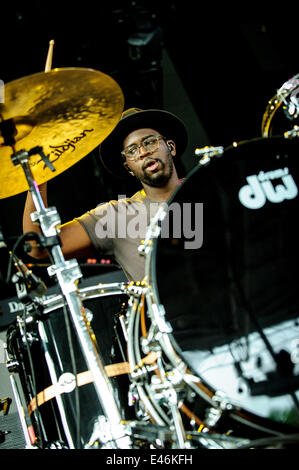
[1, 45, 299, 449]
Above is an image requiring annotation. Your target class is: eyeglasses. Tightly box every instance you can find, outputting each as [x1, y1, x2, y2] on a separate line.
[121, 135, 165, 161]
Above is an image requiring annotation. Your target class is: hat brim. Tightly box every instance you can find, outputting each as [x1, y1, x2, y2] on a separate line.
[99, 109, 188, 179]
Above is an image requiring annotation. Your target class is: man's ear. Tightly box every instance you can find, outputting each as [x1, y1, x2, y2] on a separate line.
[166, 140, 176, 156]
[123, 161, 135, 176]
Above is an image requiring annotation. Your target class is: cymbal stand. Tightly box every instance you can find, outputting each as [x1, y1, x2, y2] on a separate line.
[10, 147, 131, 449]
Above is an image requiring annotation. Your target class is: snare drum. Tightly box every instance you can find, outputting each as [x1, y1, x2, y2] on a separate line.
[142, 136, 299, 445]
[6, 282, 130, 449]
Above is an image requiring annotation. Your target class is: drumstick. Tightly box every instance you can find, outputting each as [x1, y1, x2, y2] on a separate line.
[44, 39, 55, 72]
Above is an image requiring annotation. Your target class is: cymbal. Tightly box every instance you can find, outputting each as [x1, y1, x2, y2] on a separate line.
[0, 67, 124, 199]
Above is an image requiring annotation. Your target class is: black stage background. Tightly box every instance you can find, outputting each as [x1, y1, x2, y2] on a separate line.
[0, 4, 298, 267]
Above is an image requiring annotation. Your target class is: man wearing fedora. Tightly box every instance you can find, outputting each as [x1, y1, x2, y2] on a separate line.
[23, 108, 188, 281]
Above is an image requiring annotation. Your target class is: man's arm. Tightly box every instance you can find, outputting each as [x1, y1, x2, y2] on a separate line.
[23, 182, 96, 260]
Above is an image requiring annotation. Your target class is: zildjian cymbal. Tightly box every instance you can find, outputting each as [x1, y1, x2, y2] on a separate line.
[0, 67, 124, 199]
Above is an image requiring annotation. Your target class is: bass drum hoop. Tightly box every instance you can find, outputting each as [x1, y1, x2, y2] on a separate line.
[143, 146, 299, 438]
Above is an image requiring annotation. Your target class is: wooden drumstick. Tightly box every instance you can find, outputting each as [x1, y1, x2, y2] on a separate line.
[44, 39, 55, 72]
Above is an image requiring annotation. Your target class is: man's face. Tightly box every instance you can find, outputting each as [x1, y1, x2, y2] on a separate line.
[122, 128, 176, 187]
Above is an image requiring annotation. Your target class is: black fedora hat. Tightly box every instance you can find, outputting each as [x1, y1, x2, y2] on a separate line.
[99, 107, 188, 178]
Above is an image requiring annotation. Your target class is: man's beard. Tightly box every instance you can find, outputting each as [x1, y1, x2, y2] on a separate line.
[136, 154, 174, 187]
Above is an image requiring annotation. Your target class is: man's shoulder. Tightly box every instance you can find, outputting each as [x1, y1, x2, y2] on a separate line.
[93, 190, 146, 215]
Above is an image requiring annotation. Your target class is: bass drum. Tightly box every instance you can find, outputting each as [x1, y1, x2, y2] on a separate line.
[151, 136, 299, 442]
[6, 283, 131, 449]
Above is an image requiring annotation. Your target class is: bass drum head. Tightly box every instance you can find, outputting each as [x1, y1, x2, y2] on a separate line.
[152, 136, 299, 430]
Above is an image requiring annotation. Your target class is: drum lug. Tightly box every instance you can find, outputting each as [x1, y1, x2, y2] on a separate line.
[140, 335, 162, 355]
[45, 440, 69, 449]
[131, 364, 157, 383]
[205, 391, 234, 428]
[138, 205, 167, 256]
[128, 383, 138, 407]
[6, 358, 20, 373]
[16, 317, 39, 346]
[284, 126, 299, 139]
[128, 384, 151, 422]
[212, 390, 234, 411]
[205, 407, 223, 428]
[85, 415, 131, 449]
[150, 303, 173, 334]
[125, 283, 145, 298]
[22, 331, 39, 346]
[83, 307, 93, 323]
[3, 341, 19, 373]
[195, 145, 224, 165]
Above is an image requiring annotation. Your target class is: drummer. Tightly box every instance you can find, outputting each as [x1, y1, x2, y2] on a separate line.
[23, 108, 188, 281]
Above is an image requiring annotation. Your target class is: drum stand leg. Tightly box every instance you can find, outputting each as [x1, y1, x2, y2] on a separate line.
[126, 288, 190, 448]
[10, 148, 131, 449]
[4, 342, 35, 449]
[166, 389, 187, 448]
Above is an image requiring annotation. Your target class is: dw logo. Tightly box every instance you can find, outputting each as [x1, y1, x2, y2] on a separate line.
[238, 167, 298, 209]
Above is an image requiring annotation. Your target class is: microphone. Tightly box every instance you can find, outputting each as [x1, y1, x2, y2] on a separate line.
[12, 254, 47, 297]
